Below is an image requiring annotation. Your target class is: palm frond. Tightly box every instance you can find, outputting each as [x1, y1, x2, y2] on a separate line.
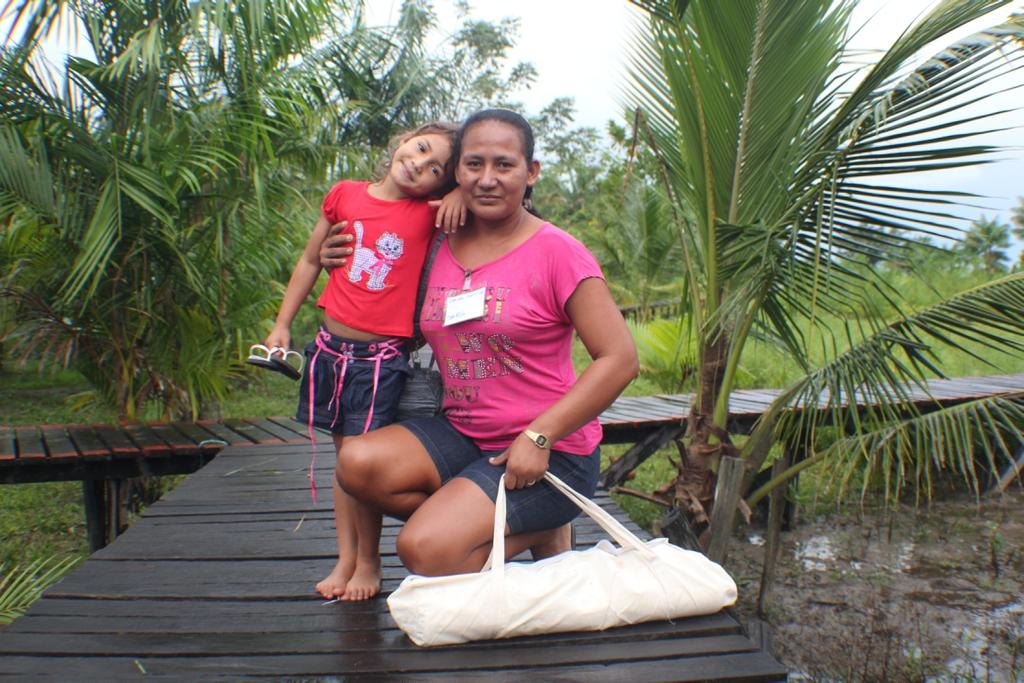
[628, 0, 691, 23]
[824, 393, 1024, 502]
[743, 273, 1024, 475]
[0, 125, 55, 218]
[0, 556, 79, 625]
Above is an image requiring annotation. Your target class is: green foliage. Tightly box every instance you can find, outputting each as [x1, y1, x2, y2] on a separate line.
[627, 0, 1024, 503]
[0, 555, 79, 624]
[1012, 197, 1024, 270]
[961, 215, 1012, 273]
[0, 0, 344, 419]
[0, 0, 539, 421]
[629, 317, 694, 392]
[598, 184, 683, 315]
[0, 480, 88, 568]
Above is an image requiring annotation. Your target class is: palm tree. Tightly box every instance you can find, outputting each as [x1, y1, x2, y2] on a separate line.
[961, 215, 1011, 273]
[625, 0, 1024, 543]
[0, 0, 427, 418]
[1012, 197, 1024, 269]
[598, 184, 684, 320]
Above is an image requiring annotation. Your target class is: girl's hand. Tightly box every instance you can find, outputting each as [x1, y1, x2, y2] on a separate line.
[320, 221, 354, 270]
[489, 433, 550, 489]
[263, 326, 291, 356]
[428, 188, 467, 234]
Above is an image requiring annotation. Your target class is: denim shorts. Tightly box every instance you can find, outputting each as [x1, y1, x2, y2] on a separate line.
[295, 328, 410, 436]
[400, 414, 601, 535]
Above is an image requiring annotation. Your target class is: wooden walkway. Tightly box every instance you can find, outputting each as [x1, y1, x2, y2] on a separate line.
[4, 373, 1022, 483]
[0, 417, 309, 484]
[599, 372, 1024, 443]
[0, 441, 787, 680]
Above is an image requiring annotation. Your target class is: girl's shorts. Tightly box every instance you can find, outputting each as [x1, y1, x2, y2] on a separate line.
[296, 327, 410, 437]
[400, 414, 601, 535]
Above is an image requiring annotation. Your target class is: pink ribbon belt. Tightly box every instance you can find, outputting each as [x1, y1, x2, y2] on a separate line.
[306, 330, 404, 502]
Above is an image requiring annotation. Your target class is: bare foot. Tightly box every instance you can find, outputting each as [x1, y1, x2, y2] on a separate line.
[316, 558, 354, 599]
[530, 523, 573, 561]
[340, 557, 382, 601]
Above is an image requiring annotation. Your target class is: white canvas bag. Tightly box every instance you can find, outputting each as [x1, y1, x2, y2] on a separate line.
[386, 472, 738, 647]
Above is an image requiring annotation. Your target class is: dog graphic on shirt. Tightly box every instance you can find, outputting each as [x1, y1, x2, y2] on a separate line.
[348, 220, 404, 290]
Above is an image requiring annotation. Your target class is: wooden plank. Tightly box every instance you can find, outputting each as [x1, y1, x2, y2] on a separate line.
[976, 376, 1024, 391]
[194, 420, 256, 446]
[224, 418, 285, 444]
[92, 424, 140, 455]
[267, 416, 321, 440]
[707, 456, 746, 564]
[14, 426, 46, 459]
[0, 630, 758, 662]
[0, 426, 18, 460]
[38, 426, 79, 459]
[924, 377, 985, 399]
[66, 426, 110, 458]
[147, 422, 198, 454]
[9, 601, 739, 637]
[383, 653, 789, 682]
[726, 396, 774, 414]
[120, 423, 172, 456]
[0, 651, 788, 681]
[247, 417, 309, 444]
[169, 422, 228, 451]
[91, 498, 630, 553]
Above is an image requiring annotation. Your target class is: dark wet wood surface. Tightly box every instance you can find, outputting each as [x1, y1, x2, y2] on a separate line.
[0, 441, 787, 681]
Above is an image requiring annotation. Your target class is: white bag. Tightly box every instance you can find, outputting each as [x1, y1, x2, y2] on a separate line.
[386, 472, 738, 647]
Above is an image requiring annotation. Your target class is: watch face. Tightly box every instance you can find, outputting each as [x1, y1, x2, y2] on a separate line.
[535, 434, 549, 448]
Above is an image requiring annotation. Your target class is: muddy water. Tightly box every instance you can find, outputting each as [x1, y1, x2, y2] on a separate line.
[728, 489, 1023, 681]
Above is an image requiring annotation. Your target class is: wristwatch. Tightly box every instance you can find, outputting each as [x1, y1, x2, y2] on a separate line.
[523, 429, 550, 449]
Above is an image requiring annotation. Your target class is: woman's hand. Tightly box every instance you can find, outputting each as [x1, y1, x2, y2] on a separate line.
[320, 221, 354, 270]
[428, 187, 467, 234]
[489, 433, 550, 489]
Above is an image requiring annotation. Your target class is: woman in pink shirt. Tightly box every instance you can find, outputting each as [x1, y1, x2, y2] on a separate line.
[328, 109, 638, 575]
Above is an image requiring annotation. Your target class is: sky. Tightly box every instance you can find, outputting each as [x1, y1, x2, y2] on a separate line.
[365, 0, 1024, 261]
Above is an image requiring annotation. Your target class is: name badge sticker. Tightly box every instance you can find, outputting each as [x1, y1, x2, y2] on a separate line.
[444, 287, 487, 327]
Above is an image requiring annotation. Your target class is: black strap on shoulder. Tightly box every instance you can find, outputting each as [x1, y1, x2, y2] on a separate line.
[411, 231, 446, 349]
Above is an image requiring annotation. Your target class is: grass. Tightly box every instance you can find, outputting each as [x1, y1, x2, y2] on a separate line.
[0, 482, 89, 568]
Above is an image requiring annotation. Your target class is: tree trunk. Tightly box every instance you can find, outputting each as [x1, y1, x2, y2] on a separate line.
[672, 333, 739, 546]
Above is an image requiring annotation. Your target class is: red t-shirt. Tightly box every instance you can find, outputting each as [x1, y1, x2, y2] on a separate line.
[316, 180, 436, 337]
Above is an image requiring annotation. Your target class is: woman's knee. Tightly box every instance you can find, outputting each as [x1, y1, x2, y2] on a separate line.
[396, 524, 458, 576]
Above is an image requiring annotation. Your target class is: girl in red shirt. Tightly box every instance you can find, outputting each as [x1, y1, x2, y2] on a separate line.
[264, 121, 460, 601]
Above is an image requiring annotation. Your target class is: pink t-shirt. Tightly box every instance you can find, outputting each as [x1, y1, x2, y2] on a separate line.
[420, 223, 604, 454]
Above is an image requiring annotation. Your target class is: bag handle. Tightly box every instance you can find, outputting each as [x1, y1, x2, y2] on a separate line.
[484, 472, 656, 576]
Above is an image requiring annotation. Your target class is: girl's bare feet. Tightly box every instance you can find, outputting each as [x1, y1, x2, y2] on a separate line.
[315, 558, 354, 599]
[340, 557, 382, 601]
